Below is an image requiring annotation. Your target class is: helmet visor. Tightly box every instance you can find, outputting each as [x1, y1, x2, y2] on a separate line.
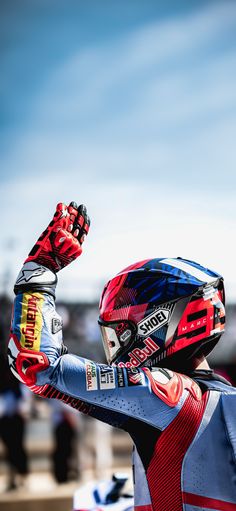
[99, 320, 135, 364]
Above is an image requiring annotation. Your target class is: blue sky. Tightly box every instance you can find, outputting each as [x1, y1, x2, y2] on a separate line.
[1, 0, 236, 301]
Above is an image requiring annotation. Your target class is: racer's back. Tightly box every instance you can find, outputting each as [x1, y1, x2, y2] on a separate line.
[184, 375, 236, 510]
[130, 369, 236, 511]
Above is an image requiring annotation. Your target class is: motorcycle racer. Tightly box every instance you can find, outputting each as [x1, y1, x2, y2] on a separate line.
[8, 202, 236, 511]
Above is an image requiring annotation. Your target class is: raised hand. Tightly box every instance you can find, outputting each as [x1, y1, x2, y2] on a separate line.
[25, 202, 90, 272]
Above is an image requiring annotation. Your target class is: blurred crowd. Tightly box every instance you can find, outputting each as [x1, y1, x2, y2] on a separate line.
[0, 294, 236, 493]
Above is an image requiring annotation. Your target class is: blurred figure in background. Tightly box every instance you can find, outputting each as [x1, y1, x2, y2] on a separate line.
[0, 350, 28, 490]
[49, 399, 80, 484]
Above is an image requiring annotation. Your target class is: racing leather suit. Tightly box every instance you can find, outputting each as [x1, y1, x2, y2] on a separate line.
[8, 266, 236, 511]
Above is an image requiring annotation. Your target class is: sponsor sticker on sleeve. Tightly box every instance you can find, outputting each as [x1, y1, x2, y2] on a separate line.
[20, 292, 44, 351]
[116, 367, 125, 387]
[52, 317, 63, 334]
[98, 365, 116, 390]
[85, 361, 98, 391]
[127, 367, 145, 386]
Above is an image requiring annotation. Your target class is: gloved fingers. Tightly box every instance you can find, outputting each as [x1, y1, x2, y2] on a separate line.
[52, 201, 90, 243]
[73, 204, 90, 244]
[68, 202, 79, 232]
[79, 212, 90, 244]
[54, 229, 82, 257]
[54, 202, 68, 220]
[51, 203, 70, 231]
[53, 202, 81, 235]
[69, 201, 78, 210]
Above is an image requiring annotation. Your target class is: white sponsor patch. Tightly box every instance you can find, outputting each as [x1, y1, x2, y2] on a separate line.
[203, 286, 216, 301]
[85, 361, 98, 391]
[99, 366, 116, 390]
[52, 317, 63, 334]
[138, 308, 170, 336]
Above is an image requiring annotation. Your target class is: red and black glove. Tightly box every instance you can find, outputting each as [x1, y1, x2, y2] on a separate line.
[25, 202, 90, 273]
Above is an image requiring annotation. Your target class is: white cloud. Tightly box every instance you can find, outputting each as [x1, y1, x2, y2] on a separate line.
[1, 1, 236, 300]
[31, 1, 236, 125]
[3, 0, 236, 191]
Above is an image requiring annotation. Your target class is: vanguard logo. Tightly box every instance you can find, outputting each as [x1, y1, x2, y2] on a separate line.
[138, 308, 170, 336]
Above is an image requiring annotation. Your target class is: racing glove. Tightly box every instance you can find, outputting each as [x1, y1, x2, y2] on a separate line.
[25, 201, 90, 273]
[14, 202, 90, 297]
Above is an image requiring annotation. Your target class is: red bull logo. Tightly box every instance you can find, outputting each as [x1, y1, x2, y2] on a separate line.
[118, 337, 160, 368]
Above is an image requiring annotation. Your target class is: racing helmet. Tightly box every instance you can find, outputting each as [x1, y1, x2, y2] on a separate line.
[98, 258, 225, 369]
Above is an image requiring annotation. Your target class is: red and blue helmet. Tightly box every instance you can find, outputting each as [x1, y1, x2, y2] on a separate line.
[98, 257, 225, 369]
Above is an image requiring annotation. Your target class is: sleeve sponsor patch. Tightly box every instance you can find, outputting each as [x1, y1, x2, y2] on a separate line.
[98, 365, 116, 390]
[85, 363, 146, 392]
[116, 367, 125, 387]
[20, 292, 44, 351]
[127, 367, 145, 386]
[52, 317, 63, 334]
[85, 361, 98, 391]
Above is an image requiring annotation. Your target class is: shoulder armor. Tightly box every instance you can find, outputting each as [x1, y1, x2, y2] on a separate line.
[143, 367, 202, 406]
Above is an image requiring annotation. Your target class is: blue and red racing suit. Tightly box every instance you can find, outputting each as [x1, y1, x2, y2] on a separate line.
[8, 270, 236, 511]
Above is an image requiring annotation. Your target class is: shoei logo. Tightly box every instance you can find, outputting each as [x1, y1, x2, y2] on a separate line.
[138, 308, 170, 336]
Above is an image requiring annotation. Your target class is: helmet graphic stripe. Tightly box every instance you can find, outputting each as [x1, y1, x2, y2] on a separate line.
[160, 259, 217, 284]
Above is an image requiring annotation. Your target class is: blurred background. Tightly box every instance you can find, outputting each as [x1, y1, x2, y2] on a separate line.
[1, 0, 236, 509]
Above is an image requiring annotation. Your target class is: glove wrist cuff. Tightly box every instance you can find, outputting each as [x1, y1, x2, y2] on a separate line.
[14, 262, 57, 298]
